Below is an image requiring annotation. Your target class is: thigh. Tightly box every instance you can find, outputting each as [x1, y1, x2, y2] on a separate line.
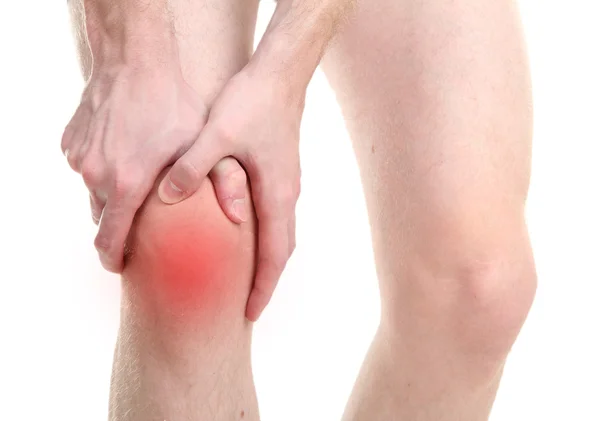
[320, 0, 533, 301]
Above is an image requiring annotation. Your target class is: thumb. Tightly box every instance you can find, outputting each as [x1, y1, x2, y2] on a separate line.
[159, 127, 225, 204]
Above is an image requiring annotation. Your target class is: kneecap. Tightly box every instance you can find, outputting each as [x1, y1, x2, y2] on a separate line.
[122, 169, 256, 321]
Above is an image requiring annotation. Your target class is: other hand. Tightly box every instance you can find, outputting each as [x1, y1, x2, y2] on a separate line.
[61, 64, 248, 272]
[158, 67, 304, 321]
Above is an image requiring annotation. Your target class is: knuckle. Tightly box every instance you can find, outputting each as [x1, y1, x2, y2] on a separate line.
[95, 236, 120, 272]
[175, 159, 202, 187]
[66, 149, 81, 171]
[94, 233, 111, 254]
[227, 166, 247, 187]
[80, 159, 104, 187]
[265, 253, 288, 276]
[111, 168, 144, 201]
[277, 181, 299, 208]
[61, 125, 74, 152]
[256, 181, 296, 218]
[251, 282, 270, 301]
[211, 121, 236, 148]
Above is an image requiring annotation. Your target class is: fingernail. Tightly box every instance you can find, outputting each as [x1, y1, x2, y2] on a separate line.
[232, 199, 248, 223]
[159, 178, 184, 204]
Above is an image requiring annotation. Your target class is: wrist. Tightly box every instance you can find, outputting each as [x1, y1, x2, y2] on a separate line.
[246, 34, 312, 107]
[248, 0, 354, 104]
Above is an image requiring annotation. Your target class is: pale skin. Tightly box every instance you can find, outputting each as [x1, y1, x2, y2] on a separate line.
[65, 0, 537, 420]
[114, 169, 259, 420]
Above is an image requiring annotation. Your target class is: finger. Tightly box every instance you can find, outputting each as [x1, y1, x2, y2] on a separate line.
[61, 122, 76, 158]
[80, 141, 108, 226]
[158, 123, 228, 204]
[64, 124, 89, 173]
[209, 157, 249, 224]
[288, 212, 296, 255]
[62, 106, 91, 173]
[89, 191, 106, 225]
[245, 215, 290, 321]
[61, 106, 84, 156]
[94, 175, 149, 273]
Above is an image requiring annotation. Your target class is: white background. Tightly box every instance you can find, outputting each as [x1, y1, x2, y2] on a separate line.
[0, 1, 599, 420]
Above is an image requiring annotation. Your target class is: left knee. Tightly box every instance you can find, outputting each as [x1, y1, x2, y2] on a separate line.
[384, 232, 537, 360]
[447, 252, 537, 357]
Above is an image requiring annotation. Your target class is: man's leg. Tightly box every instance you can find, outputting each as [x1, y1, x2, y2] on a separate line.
[113, 171, 257, 420]
[67, 0, 260, 419]
[320, 1, 536, 420]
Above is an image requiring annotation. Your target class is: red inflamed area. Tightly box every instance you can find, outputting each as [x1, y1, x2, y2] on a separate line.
[122, 176, 252, 320]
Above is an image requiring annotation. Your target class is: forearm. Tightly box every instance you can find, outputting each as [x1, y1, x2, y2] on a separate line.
[250, 0, 356, 98]
[68, 0, 255, 102]
[68, 0, 177, 78]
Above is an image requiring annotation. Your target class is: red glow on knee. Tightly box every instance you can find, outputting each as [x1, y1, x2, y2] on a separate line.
[123, 183, 241, 318]
[151, 219, 231, 311]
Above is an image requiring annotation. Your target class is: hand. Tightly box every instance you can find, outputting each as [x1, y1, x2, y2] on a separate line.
[158, 67, 303, 321]
[61, 64, 249, 273]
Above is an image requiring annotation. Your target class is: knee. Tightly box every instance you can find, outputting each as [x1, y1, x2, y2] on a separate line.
[447, 252, 537, 357]
[386, 229, 537, 359]
[122, 168, 256, 324]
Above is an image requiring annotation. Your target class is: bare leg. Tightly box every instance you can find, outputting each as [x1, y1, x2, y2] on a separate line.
[321, 1, 536, 420]
[68, 0, 260, 419]
[112, 170, 257, 420]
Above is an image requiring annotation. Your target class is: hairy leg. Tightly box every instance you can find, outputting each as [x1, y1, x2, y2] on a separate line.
[68, 0, 260, 419]
[113, 170, 257, 421]
[321, 1, 536, 420]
